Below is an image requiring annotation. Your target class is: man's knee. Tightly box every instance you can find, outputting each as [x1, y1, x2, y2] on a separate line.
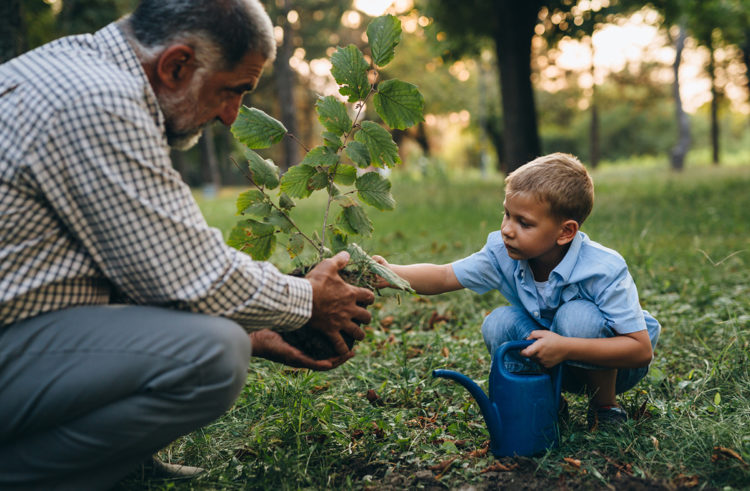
[551, 300, 609, 339]
[166, 313, 251, 416]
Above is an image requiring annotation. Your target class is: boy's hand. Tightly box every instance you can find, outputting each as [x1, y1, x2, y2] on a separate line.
[521, 330, 569, 368]
[250, 329, 353, 371]
[371, 255, 396, 289]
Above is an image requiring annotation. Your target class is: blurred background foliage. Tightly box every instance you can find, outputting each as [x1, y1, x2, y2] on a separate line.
[2, 0, 749, 186]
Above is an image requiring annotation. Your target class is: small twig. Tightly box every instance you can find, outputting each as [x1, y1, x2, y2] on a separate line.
[286, 133, 311, 153]
[697, 248, 746, 267]
[230, 157, 319, 251]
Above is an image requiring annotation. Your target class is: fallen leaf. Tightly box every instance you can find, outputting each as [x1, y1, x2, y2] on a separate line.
[351, 429, 364, 439]
[428, 457, 456, 472]
[712, 446, 748, 467]
[563, 457, 582, 468]
[441, 347, 450, 358]
[650, 435, 659, 450]
[467, 447, 489, 458]
[480, 462, 519, 473]
[673, 474, 699, 488]
[406, 346, 424, 358]
[428, 311, 449, 330]
[380, 315, 395, 328]
[366, 389, 384, 406]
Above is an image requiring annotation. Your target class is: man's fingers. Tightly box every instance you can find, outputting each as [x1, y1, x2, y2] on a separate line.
[329, 250, 350, 270]
[352, 307, 372, 328]
[354, 285, 375, 306]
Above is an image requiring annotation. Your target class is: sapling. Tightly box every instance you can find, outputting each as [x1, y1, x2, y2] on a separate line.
[228, 14, 421, 358]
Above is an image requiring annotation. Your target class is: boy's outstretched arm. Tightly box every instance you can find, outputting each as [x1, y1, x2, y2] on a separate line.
[520, 329, 653, 369]
[372, 256, 463, 295]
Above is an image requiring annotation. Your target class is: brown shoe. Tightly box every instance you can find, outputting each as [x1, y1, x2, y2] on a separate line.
[141, 456, 205, 480]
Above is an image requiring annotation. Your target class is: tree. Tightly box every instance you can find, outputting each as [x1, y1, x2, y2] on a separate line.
[540, 2, 635, 168]
[264, 0, 350, 172]
[420, 0, 545, 173]
[0, 0, 23, 63]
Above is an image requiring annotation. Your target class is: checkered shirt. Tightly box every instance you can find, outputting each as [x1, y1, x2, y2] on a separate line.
[0, 23, 312, 330]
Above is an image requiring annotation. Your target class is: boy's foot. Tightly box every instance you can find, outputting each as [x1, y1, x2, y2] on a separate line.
[587, 405, 627, 431]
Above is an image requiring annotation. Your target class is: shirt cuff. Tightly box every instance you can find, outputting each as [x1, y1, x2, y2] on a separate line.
[282, 275, 314, 330]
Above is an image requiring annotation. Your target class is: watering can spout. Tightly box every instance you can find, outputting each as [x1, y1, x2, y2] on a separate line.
[432, 369, 502, 446]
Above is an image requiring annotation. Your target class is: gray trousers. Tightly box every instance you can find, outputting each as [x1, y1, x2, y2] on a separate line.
[0, 305, 252, 490]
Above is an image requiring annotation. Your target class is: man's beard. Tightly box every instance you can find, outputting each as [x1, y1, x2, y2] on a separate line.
[158, 84, 208, 151]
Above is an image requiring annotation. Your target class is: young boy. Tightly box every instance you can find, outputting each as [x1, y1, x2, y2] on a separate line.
[375, 153, 660, 429]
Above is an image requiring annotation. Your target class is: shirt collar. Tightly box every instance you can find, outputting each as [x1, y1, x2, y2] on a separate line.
[514, 231, 586, 283]
[549, 231, 585, 282]
[93, 22, 166, 134]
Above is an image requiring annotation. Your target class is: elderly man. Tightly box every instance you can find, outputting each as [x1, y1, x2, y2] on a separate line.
[0, 0, 374, 488]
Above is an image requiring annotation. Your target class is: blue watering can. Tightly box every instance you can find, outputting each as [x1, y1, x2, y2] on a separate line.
[433, 340, 563, 457]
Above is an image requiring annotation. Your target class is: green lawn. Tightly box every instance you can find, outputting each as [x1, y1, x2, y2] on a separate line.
[126, 162, 750, 489]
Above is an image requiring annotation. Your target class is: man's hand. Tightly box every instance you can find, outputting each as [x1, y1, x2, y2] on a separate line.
[250, 329, 353, 371]
[520, 330, 569, 368]
[305, 251, 375, 355]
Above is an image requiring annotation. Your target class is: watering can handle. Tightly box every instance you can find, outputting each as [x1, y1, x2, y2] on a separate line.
[496, 339, 564, 413]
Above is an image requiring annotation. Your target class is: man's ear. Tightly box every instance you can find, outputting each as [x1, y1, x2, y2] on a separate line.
[557, 219, 579, 246]
[155, 45, 197, 90]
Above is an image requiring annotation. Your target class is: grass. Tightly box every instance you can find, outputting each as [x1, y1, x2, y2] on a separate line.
[125, 162, 750, 489]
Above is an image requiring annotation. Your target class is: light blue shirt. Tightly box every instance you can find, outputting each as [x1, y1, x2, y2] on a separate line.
[452, 231, 656, 335]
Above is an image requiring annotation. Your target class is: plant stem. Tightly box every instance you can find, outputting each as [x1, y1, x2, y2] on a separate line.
[320, 71, 380, 251]
[286, 133, 311, 153]
[230, 157, 320, 252]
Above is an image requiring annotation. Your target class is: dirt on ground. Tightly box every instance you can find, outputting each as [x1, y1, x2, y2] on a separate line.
[355, 455, 709, 491]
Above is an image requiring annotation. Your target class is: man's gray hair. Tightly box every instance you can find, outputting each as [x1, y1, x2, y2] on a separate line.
[127, 0, 276, 69]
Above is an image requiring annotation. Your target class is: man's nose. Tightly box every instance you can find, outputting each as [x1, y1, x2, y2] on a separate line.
[218, 96, 242, 126]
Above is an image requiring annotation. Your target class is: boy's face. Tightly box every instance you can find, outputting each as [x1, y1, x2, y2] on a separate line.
[501, 192, 569, 264]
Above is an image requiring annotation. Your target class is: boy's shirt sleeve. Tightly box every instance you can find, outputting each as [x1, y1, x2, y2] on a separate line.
[586, 261, 647, 335]
[451, 231, 520, 304]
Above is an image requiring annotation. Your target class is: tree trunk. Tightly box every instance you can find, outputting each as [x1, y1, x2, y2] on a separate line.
[670, 23, 690, 171]
[273, 0, 299, 172]
[742, 33, 750, 105]
[588, 37, 600, 168]
[707, 40, 720, 166]
[491, 1, 541, 173]
[0, 0, 23, 63]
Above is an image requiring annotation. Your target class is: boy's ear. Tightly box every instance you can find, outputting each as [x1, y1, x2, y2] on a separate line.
[155, 44, 197, 90]
[557, 219, 579, 246]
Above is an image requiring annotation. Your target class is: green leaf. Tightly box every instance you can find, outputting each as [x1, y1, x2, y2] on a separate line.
[330, 45, 371, 102]
[286, 233, 305, 258]
[278, 193, 296, 210]
[231, 106, 287, 149]
[300, 145, 339, 168]
[346, 243, 414, 293]
[308, 168, 330, 191]
[245, 150, 280, 189]
[339, 203, 373, 237]
[354, 121, 400, 168]
[266, 209, 294, 233]
[280, 164, 316, 198]
[345, 141, 371, 168]
[236, 190, 271, 219]
[316, 95, 352, 135]
[367, 14, 402, 67]
[356, 171, 396, 210]
[373, 79, 425, 130]
[333, 164, 357, 186]
[328, 227, 349, 253]
[227, 220, 276, 260]
[323, 131, 343, 151]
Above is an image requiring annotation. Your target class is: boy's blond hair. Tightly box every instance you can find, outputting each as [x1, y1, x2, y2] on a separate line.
[505, 153, 594, 225]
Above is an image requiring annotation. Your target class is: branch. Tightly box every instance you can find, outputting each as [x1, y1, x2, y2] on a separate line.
[230, 157, 320, 252]
[286, 132, 311, 153]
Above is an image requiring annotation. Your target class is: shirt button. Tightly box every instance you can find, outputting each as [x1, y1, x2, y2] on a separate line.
[533, 311, 540, 317]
